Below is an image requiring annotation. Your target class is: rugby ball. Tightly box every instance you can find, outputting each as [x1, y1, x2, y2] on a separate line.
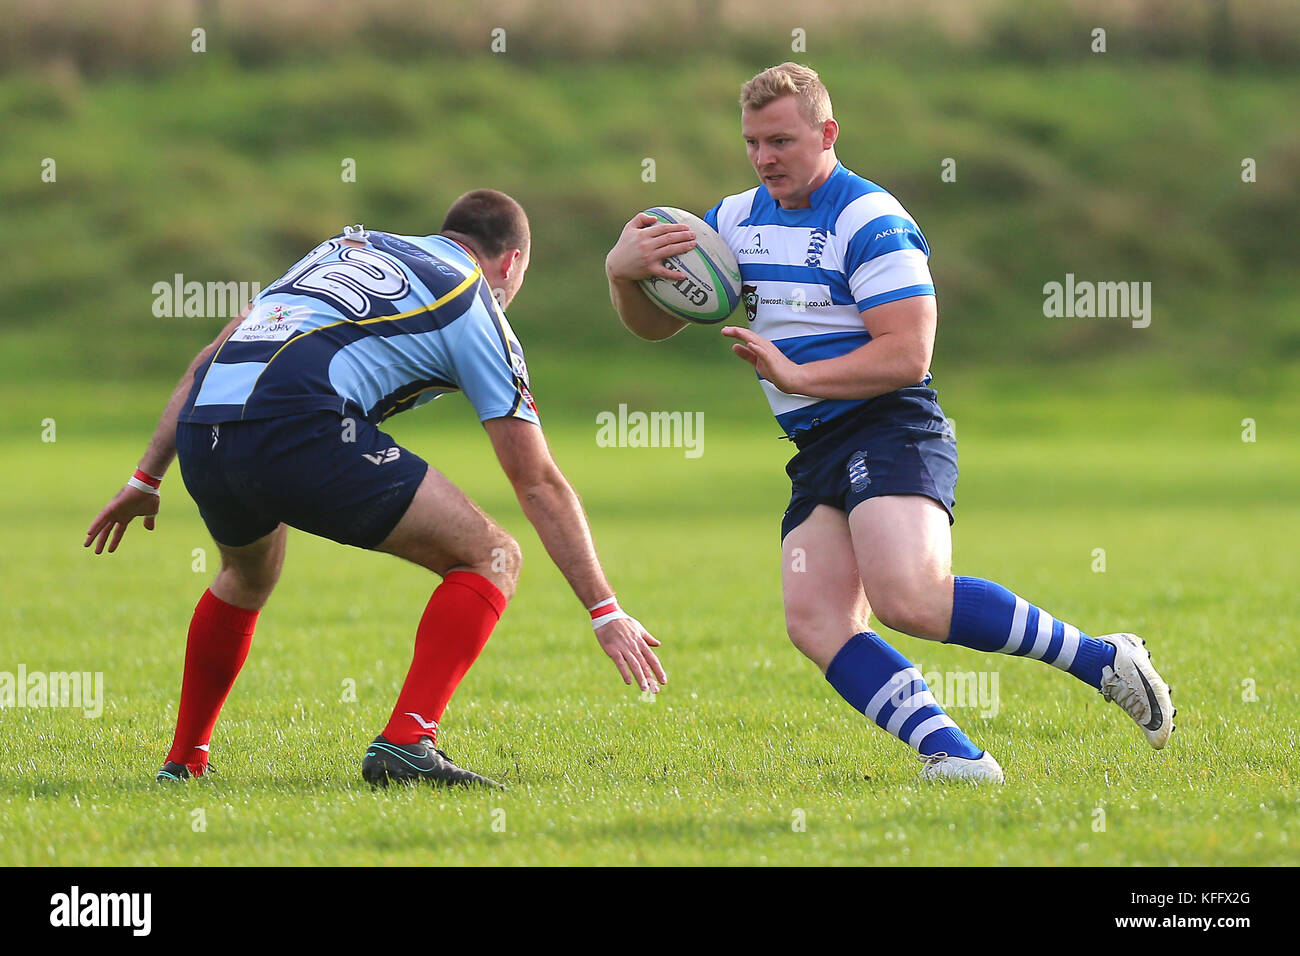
[638, 207, 742, 324]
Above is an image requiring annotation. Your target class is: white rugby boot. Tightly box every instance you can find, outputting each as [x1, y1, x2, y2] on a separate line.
[918, 750, 1005, 784]
[1098, 632, 1175, 749]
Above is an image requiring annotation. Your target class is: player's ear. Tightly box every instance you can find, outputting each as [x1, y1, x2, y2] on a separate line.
[504, 248, 523, 279]
[822, 118, 839, 150]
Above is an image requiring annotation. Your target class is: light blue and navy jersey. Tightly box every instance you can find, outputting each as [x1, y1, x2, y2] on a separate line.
[179, 231, 539, 427]
[704, 163, 935, 438]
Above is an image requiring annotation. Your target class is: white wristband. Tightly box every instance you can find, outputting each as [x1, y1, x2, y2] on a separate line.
[588, 595, 630, 630]
[126, 476, 161, 496]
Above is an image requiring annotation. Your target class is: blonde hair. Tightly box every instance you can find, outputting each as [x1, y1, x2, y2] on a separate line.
[740, 62, 833, 128]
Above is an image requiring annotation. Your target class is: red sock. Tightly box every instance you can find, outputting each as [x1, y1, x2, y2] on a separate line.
[383, 571, 507, 745]
[167, 589, 258, 774]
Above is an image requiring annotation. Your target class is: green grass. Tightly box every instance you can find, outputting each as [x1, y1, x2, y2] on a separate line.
[1, 378, 1296, 865]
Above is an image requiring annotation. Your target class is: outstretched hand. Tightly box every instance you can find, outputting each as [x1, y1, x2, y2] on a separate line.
[721, 325, 805, 395]
[595, 616, 667, 693]
[84, 486, 160, 554]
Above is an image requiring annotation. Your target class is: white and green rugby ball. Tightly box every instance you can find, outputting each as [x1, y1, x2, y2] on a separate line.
[638, 206, 742, 324]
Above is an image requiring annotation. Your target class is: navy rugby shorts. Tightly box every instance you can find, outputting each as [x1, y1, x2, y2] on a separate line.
[175, 410, 429, 549]
[780, 387, 958, 540]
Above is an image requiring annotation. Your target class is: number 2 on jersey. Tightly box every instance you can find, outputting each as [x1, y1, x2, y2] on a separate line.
[265, 239, 410, 319]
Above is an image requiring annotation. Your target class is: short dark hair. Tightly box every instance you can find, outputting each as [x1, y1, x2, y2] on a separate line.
[440, 189, 530, 259]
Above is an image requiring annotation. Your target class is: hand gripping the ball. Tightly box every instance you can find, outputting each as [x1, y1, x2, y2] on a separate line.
[605, 212, 697, 284]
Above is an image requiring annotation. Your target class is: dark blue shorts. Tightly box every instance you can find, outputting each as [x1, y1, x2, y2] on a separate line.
[175, 410, 429, 549]
[780, 388, 958, 540]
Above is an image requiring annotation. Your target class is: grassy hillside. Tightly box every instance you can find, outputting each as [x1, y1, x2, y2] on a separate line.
[2, 51, 1298, 394]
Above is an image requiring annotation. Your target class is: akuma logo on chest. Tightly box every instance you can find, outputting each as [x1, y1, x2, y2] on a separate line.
[738, 231, 770, 257]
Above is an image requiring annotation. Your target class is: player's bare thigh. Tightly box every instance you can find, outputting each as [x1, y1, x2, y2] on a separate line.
[782, 504, 872, 671]
[374, 465, 520, 599]
[211, 524, 289, 611]
[848, 494, 954, 641]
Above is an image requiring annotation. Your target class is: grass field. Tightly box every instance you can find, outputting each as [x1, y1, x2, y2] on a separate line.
[1, 370, 1296, 866]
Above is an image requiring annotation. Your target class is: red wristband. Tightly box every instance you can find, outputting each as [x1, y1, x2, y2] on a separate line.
[132, 469, 162, 490]
[589, 596, 631, 630]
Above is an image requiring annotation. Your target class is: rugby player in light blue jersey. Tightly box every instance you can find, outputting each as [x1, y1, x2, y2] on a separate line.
[606, 64, 1173, 783]
[87, 190, 666, 789]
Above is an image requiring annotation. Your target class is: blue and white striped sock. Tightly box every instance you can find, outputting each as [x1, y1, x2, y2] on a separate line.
[946, 576, 1115, 689]
[826, 632, 983, 760]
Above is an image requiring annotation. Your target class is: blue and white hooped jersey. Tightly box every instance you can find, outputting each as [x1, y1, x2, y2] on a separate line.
[179, 231, 539, 428]
[704, 163, 935, 438]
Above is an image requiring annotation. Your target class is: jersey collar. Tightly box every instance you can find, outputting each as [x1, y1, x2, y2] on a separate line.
[766, 161, 847, 215]
[806, 161, 847, 210]
[443, 235, 479, 264]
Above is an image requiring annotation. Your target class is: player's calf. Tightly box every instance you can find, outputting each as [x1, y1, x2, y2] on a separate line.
[160, 587, 260, 782]
[944, 576, 1117, 687]
[825, 631, 1003, 784]
[379, 569, 510, 747]
[942, 577, 1176, 747]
